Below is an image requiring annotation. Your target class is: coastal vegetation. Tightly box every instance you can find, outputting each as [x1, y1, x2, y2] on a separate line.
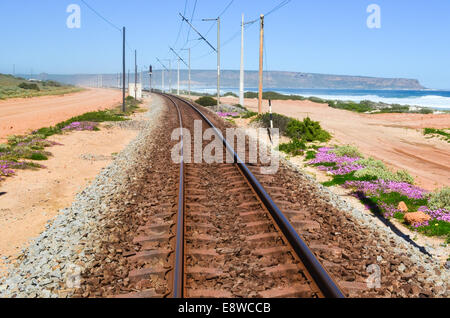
[305, 146, 449, 241]
[259, 112, 449, 241]
[423, 128, 450, 143]
[239, 90, 435, 114]
[254, 112, 331, 143]
[0, 74, 83, 99]
[0, 96, 142, 182]
[327, 99, 433, 114]
[195, 96, 218, 106]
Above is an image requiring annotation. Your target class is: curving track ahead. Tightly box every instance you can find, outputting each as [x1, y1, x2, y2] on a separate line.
[120, 93, 344, 298]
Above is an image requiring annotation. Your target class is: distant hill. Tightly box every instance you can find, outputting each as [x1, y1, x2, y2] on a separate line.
[0, 74, 27, 86]
[32, 70, 425, 90]
[0, 74, 80, 99]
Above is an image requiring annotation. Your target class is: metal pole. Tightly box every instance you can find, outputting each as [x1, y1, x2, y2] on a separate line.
[169, 60, 172, 94]
[177, 59, 180, 95]
[134, 50, 137, 99]
[258, 14, 264, 114]
[217, 17, 221, 106]
[240, 14, 245, 107]
[149, 65, 152, 93]
[188, 48, 191, 100]
[122, 27, 126, 112]
[269, 99, 273, 129]
[162, 69, 165, 93]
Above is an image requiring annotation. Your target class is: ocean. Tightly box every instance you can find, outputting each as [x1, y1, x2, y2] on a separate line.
[193, 87, 450, 110]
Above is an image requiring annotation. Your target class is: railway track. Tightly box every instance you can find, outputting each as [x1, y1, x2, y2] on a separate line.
[118, 93, 344, 298]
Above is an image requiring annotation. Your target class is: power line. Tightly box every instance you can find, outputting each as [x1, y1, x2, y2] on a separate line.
[265, 0, 292, 17]
[182, 0, 235, 51]
[218, 0, 235, 18]
[169, 47, 189, 67]
[224, 0, 291, 49]
[80, 0, 122, 32]
[222, 29, 241, 47]
[185, 0, 198, 45]
[173, 0, 189, 47]
[80, 0, 136, 54]
[178, 0, 291, 66]
[180, 13, 217, 52]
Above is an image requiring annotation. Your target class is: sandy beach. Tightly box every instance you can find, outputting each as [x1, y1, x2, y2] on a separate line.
[220, 96, 450, 191]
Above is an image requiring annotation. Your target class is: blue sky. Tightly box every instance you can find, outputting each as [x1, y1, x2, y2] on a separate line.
[0, 0, 449, 89]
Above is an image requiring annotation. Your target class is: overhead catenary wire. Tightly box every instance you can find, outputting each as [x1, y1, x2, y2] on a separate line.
[265, 0, 291, 17]
[80, 0, 136, 55]
[172, 0, 292, 77]
[80, 0, 122, 32]
[191, 0, 291, 58]
[180, 0, 236, 53]
[185, 0, 198, 46]
[218, 0, 235, 17]
[173, 0, 189, 47]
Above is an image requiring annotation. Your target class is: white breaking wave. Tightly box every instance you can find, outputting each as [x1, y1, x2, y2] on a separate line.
[277, 92, 450, 109]
[191, 87, 450, 109]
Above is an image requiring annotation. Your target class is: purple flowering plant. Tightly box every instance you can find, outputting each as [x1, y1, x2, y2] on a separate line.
[62, 121, 98, 131]
[309, 147, 363, 176]
[216, 112, 239, 118]
[307, 146, 449, 236]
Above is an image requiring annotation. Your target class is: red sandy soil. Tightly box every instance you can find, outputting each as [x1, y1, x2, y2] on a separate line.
[0, 88, 122, 141]
[221, 96, 450, 191]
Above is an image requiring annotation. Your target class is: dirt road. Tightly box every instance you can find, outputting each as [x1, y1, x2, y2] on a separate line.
[0, 88, 122, 140]
[221, 96, 450, 191]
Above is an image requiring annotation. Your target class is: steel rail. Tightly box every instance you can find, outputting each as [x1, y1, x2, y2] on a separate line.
[162, 94, 185, 298]
[167, 94, 345, 299]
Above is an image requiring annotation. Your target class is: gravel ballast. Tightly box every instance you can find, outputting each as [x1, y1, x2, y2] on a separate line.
[0, 96, 167, 298]
[237, 124, 448, 297]
[1, 96, 448, 298]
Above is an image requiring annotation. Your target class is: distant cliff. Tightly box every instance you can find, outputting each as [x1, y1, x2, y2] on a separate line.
[182, 70, 425, 90]
[36, 70, 425, 90]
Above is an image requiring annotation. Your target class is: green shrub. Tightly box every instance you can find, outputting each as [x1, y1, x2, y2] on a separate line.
[244, 91, 305, 101]
[427, 187, 450, 210]
[253, 113, 292, 135]
[305, 150, 317, 160]
[307, 96, 326, 104]
[322, 171, 377, 187]
[195, 96, 217, 106]
[223, 92, 238, 97]
[395, 170, 415, 184]
[241, 111, 258, 119]
[18, 82, 40, 90]
[285, 117, 331, 142]
[331, 145, 363, 158]
[354, 167, 414, 184]
[423, 128, 450, 142]
[326, 100, 336, 107]
[0, 144, 9, 152]
[7, 134, 46, 146]
[42, 80, 62, 87]
[254, 114, 331, 143]
[355, 157, 386, 169]
[418, 108, 433, 114]
[278, 139, 306, 156]
[233, 104, 247, 111]
[328, 100, 372, 113]
[29, 152, 48, 161]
